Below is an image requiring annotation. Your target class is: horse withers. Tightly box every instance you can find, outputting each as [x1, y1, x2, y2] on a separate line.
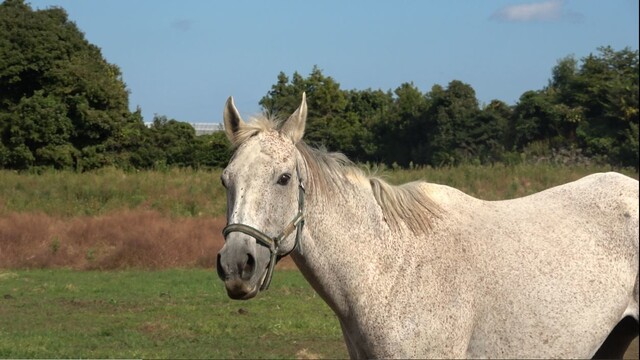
[216, 94, 639, 359]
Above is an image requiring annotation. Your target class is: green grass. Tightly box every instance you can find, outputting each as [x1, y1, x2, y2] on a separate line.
[372, 162, 638, 200]
[0, 269, 347, 359]
[0, 167, 226, 218]
[0, 164, 636, 218]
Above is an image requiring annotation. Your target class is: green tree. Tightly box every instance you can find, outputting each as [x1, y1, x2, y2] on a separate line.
[473, 100, 511, 163]
[344, 88, 393, 161]
[538, 46, 638, 167]
[260, 71, 302, 116]
[260, 66, 370, 160]
[150, 115, 196, 168]
[0, 0, 133, 170]
[544, 56, 588, 147]
[419, 80, 482, 165]
[572, 47, 638, 166]
[376, 82, 428, 166]
[5, 90, 75, 169]
[509, 90, 558, 149]
[109, 107, 158, 169]
[193, 131, 233, 168]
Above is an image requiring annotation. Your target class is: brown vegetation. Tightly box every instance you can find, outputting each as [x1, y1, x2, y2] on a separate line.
[0, 210, 295, 270]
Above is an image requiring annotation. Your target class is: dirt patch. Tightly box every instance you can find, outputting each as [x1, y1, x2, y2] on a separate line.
[138, 321, 172, 340]
[296, 348, 322, 359]
[0, 211, 297, 270]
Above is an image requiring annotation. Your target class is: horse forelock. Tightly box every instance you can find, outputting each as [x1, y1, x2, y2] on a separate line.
[229, 114, 279, 148]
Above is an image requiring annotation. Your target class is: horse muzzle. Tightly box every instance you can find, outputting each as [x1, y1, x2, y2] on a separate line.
[221, 277, 260, 300]
[216, 239, 269, 300]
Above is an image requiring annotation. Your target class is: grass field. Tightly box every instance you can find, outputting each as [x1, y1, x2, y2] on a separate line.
[0, 164, 637, 358]
[0, 269, 347, 359]
[1, 269, 637, 359]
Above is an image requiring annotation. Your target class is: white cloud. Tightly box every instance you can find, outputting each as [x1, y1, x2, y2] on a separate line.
[490, 0, 580, 22]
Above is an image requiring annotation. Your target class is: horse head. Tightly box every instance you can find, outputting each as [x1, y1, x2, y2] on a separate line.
[216, 94, 307, 300]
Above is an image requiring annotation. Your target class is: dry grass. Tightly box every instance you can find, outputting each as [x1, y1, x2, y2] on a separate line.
[0, 211, 221, 270]
[0, 210, 296, 270]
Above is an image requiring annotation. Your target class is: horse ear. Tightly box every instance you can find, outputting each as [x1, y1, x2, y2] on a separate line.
[223, 96, 245, 144]
[280, 92, 307, 144]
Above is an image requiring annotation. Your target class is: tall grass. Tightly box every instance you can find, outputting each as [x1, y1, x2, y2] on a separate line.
[374, 163, 637, 200]
[0, 164, 636, 218]
[0, 167, 225, 218]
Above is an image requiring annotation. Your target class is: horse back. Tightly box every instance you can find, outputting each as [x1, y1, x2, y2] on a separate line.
[419, 172, 638, 358]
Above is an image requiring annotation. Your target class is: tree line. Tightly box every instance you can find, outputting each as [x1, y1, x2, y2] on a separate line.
[1, 0, 637, 171]
[261, 54, 638, 169]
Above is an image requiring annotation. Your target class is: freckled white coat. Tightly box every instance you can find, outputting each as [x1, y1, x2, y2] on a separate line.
[216, 94, 639, 359]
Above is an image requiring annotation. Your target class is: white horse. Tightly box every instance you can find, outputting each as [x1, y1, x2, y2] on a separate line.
[216, 94, 639, 359]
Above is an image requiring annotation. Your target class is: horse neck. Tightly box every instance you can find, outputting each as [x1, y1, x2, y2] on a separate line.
[291, 173, 392, 315]
[305, 171, 386, 242]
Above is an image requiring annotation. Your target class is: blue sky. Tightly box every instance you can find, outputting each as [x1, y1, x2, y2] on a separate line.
[27, 0, 639, 123]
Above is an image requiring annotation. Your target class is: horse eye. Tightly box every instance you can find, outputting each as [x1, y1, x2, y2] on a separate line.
[220, 174, 227, 188]
[277, 173, 291, 186]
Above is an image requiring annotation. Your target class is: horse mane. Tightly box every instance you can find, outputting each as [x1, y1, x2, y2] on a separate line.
[234, 114, 440, 235]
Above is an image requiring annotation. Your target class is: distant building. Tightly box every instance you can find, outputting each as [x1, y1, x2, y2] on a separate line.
[191, 123, 224, 136]
[143, 122, 224, 136]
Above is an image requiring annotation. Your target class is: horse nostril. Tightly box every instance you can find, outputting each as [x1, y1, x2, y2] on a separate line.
[216, 253, 226, 280]
[241, 253, 255, 280]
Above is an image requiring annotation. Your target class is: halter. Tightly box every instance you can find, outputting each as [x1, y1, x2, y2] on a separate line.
[221, 167, 305, 291]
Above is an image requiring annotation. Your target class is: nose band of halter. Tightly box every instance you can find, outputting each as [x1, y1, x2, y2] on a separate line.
[221, 170, 305, 292]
